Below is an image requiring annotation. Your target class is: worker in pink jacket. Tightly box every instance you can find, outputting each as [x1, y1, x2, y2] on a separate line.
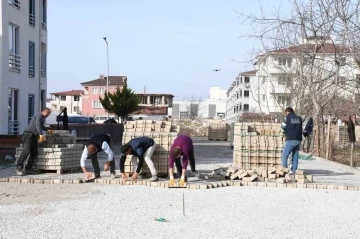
[168, 135, 200, 185]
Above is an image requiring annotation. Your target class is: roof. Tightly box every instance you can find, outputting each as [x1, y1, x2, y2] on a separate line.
[239, 70, 257, 76]
[258, 44, 354, 58]
[49, 90, 83, 96]
[136, 93, 174, 97]
[80, 76, 127, 86]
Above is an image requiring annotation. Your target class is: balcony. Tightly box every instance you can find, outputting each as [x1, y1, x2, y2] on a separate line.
[29, 13, 35, 26]
[8, 0, 20, 9]
[9, 53, 21, 72]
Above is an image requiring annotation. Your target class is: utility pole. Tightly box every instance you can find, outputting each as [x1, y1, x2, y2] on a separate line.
[103, 37, 110, 120]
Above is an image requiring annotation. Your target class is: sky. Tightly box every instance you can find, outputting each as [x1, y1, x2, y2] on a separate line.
[48, 0, 292, 100]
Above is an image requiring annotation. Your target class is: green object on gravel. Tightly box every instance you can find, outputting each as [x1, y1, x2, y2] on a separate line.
[154, 217, 167, 222]
[299, 155, 314, 160]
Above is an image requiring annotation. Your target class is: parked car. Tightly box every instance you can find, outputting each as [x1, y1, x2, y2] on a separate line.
[68, 115, 97, 124]
[94, 115, 119, 123]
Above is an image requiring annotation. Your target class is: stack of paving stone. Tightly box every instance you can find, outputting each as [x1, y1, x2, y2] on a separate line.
[208, 123, 228, 141]
[122, 132, 178, 177]
[124, 120, 176, 133]
[233, 122, 286, 170]
[226, 166, 313, 183]
[15, 130, 83, 174]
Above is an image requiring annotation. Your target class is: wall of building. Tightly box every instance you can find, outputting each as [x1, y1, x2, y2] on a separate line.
[81, 85, 122, 117]
[0, 0, 47, 134]
[48, 95, 82, 114]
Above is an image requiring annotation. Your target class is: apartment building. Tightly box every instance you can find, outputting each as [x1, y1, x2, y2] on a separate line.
[172, 87, 227, 120]
[225, 70, 257, 123]
[0, 0, 48, 134]
[80, 75, 127, 117]
[48, 90, 83, 114]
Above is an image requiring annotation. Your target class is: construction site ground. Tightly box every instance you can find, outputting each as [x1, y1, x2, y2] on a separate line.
[1, 137, 360, 238]
[1, 137, 360, 188]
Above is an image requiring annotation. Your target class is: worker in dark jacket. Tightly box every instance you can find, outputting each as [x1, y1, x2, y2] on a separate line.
[168, 135, 200, 186]
[281, 107, 303, 174]
[80, 134, 116, 179]
[16, 108, 52, 176]
[120, 137, 158, 182]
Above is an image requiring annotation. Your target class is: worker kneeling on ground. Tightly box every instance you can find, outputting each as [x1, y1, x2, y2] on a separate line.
[120, 136, 158, 182]
[80, 133, 116, 179]
[168, 135, 200, 186]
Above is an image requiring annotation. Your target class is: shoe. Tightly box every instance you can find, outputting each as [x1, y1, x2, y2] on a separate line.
[190, 170, 200, 178]
[110, 172, 116, 179]
[95, 174, 101, 179]
[16, 169, 24, 176]
[148, 176, 159, 182]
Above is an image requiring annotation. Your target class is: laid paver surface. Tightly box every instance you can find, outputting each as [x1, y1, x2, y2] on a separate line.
[1, 137, 360, 187]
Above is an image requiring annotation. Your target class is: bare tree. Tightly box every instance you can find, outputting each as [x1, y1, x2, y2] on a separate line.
[238, 0, 360, 156]
[182, 94, 205, 121]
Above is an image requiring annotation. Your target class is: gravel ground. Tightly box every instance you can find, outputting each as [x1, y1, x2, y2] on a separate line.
[1, 183, 360, 239]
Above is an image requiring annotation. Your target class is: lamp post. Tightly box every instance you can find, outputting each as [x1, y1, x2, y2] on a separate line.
[103, 37, 110, 120]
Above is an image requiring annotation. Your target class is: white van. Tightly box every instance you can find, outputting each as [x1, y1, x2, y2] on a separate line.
[94, 115, 119, 123]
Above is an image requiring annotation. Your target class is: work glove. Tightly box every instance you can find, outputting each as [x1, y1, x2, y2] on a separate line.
[179, 178, 185, 186]
[47, 130, 54, 137]
[38, 135, 46, 143]
[169, 178, 175, 186]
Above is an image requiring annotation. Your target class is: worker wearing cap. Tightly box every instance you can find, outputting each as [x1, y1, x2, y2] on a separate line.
[80, 133, 116, 179]
[168, 134, 200, 186]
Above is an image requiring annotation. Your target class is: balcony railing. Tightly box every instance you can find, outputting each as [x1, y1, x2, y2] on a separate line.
[9, 0, 20, 9]
[29, 65, 35, 77]
[8, 120, 20, 135]
[41, 69, 46, 77]
[29, 13, 35, 26]
[9, 53, 21, 72]
[41, 21, 47, 30]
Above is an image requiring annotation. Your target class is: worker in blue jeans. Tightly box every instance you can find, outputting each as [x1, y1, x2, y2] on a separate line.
[280, 107, 303, 174]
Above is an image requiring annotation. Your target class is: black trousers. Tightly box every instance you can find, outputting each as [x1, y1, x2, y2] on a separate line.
[174, 146, 196, 177]
[17, 131, 38, 170]
[90, 139, 116, 176]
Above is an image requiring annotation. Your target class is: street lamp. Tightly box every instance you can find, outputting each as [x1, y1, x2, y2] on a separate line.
[103, 37, 110, 120]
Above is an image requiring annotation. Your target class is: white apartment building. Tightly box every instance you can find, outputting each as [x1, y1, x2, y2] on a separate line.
[226, 37, 360, 122]
[225, 70, 257, 123]
[172, 87, 227, 119]
[48, 90, 83, 114]
[0, 0, 48, 134]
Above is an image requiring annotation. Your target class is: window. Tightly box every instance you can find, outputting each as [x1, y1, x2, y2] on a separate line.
[29, 0, 35, 26]
[60, 96, 66, 101]
[278, 75, 291, 85]
[100, 88, 104, 94]
[8, 89, 19, 134]
[41, 0, 47, 30]
[277, 95, 291, 105]
[74, 96, 80, 101]
[244, 90, 249, 97]
[278, 57, 292, 67]
[74, 106, 80, 113]
[29, 41, 35, 77]
[93, 101, 102, 108]
[244, 77, 250, 83]
[9, 23, 20, 72]
[239, 104, 242, 111]
[239, 89, 242, 97]
[244, 104, 249, 111]
[9, 0, 20, 9]
[41, 90, 46, 110]
[41, 43, 46, 77]
[28, 94, 35, 123]
[93, 87, 98, 94]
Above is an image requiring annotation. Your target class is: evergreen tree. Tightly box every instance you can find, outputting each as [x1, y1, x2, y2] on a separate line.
[99, 83, 140, 122]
